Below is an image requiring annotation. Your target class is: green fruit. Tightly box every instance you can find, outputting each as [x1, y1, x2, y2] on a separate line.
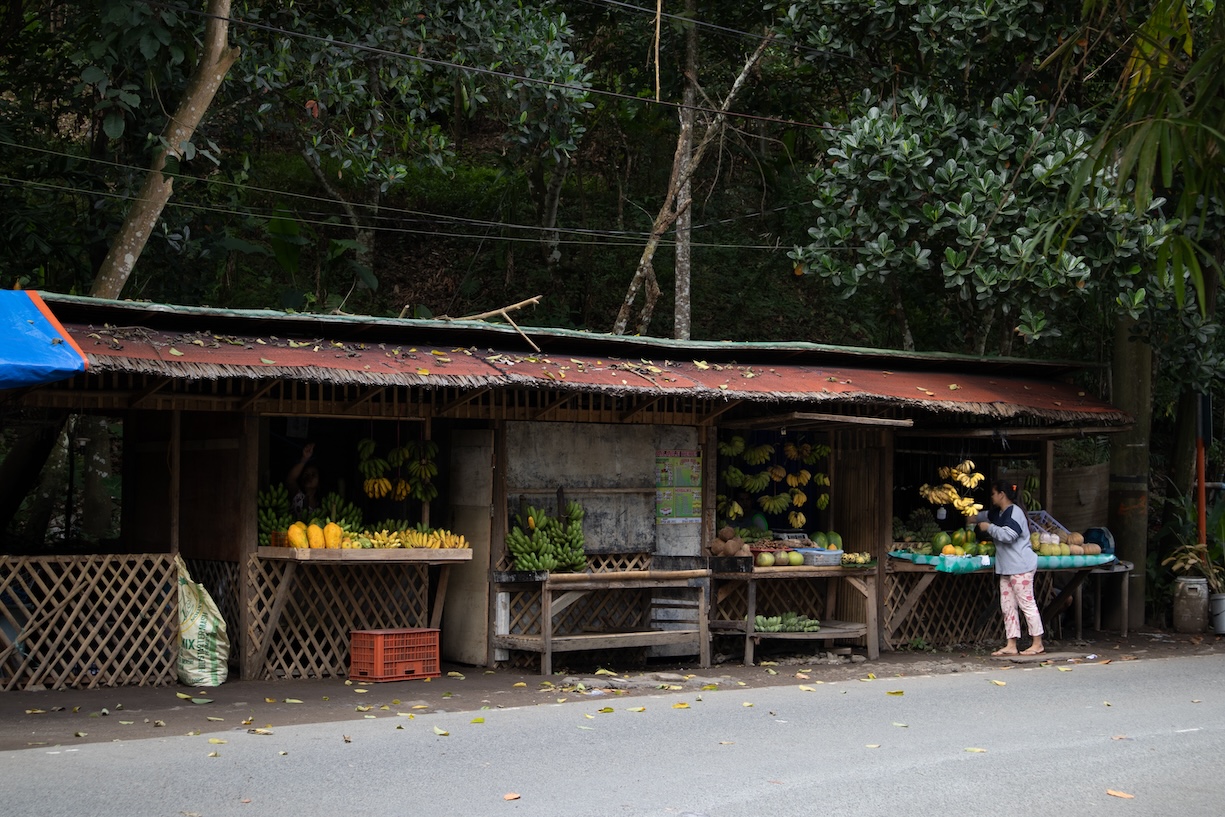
[826, 531, 843, 549]
[756, 551, 776, 567]
[932, 531, 952, 550]
[812, 532, 829, 549]
[788, 551, 805, 566]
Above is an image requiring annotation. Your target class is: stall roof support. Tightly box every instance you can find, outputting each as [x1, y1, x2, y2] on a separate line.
[722, 411, 914, 430]
[437, 387, 491, 416]
[621, 396, 663, 422]
[128, 377, 172, 409]
[239, 379, 281, 412]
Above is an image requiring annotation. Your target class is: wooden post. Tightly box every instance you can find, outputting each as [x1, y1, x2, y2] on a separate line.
[1040, 439, 1055, 515]
[169, 410, 181, 554]
[237, 413, 260, 679]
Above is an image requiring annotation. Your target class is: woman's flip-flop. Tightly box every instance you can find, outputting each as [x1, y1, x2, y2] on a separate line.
[1020, 647, 1045, 656]
[991, 648, 1018, 657]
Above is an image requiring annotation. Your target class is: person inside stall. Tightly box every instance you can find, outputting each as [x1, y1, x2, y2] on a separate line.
[287, 442, 322, 516]
[976, 480, 1045, 657]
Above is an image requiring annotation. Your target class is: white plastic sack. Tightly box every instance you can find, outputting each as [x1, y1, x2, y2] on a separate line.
[175, 555, 230, 687]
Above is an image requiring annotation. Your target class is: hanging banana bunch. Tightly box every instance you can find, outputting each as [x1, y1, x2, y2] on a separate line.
[790, 488, 807, 507]
[768, 465, 787, 483]
[721, 465, 746, 488]
[742, 471, 772, 493]
[788, 510, 806, 529]
[717, 435, 746, 457]
[783, 442, 800, 461]
[758, 492, 792, 514]
[742, 443, 775, 466]
[717, 494, 745, 521]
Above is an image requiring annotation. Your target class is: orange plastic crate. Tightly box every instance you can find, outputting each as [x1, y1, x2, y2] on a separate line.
[348, 628, 440, 682]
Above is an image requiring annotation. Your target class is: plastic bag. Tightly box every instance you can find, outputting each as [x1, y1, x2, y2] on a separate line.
[175, 555, 230, 687]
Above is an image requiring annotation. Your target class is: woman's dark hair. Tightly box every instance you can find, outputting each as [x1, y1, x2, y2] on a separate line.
[991, 479, 1021, 503]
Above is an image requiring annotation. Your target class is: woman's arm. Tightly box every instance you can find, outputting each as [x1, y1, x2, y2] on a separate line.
[287, 442, 314, 494]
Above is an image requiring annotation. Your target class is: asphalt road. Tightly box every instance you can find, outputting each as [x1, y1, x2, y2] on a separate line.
[2, 652, 1223, 817]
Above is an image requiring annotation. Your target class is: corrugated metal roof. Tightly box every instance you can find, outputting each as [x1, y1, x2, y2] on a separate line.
[60, 317, 1128, 425]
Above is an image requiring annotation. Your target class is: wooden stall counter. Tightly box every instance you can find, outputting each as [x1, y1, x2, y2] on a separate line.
[710, 564, 879, 665]
[885, 551, 1122, 648]
[492, 560, 711, 676]
[246, 547, 471, 681]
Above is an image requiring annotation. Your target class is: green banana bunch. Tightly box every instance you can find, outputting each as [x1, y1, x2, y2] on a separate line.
[357, 438, 377, 460]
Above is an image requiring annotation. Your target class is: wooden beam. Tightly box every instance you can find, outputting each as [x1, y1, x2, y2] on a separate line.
[621, 395, 663, 422]
[532, 393, 574, 421]
[698, 399, 743, 425]
[238, 380, 280, 412]
[128, 377, 172, 408]
[169, 410, 181, 554]
[896, 424, 1133, 439]
[437, 387, 491, 416]
[722, 411, 913, 429]
[344, 386, 387, 412]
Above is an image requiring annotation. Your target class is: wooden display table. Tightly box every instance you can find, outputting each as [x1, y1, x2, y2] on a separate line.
[710, 565, 879, 665]
[246, 548, 471, 680]
[491, 567, 712, 675]
[885, 555, 1119, 647]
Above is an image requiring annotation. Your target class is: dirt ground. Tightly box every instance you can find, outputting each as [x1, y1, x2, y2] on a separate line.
[2, 626, 1218, 752]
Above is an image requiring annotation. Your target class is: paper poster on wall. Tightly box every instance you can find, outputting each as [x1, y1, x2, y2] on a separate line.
[656, 449, 701, 523]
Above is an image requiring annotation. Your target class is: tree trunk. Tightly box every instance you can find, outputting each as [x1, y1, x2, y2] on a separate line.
[673, 0, 697, 341]
[540, 155, 570, 272]
[0, 419, 61, 534]
[80, 416, 115, 540]
[612, 33, 772, 336]
[1106, 316, 1152, 631]
[91, 0, 238, 299]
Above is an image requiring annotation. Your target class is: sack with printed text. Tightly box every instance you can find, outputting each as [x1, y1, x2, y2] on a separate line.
[175, 555, 230, 686]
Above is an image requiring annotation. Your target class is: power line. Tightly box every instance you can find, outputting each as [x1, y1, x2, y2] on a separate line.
[0, 175, 804, 252]
[1, 139, 811, 247]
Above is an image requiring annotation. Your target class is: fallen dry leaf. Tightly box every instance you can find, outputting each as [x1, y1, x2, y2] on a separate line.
[447, 671, 465, 679]
[626, 706, 646, 712]
[672, 702, 691, 710]
[73, 731, 87, 738]
[342, 735, 351, 743]
[207, 751, 219, 758]
[247, 728, 273, 735]
[411, 704, 429, 710]
[207, 738, 226, 744]
[1104, 701, 1112, 707]
[504, 793, 521, 801]
[176, 692, 192, 700]
[284, 698, 304, 704]
[1106, 790, 1134, 799]
[264, 698, 278, 703]
[701, 683, 719, 691]
[206, 716, 224, 722]
[513, 682, 527, 688]
[352, 689, 368, 694]
[471, 717, 485, 724]
[25, 709, 46, 715]
[1057, 667, 1073, 672]
[356, 705, 373, 712]
[965, 747, 987, 753]
[433, 726, 449, 736]
[886, 690, 904, 696]
[865, 744, 880, 749]
[597, 707, 614, 713]
[798, 685, 817, 692]
[241, 717, 253, 725]
[892, 722, 908, 728]
[990, 680, 1006, 686]
[742, 702, 754, 708]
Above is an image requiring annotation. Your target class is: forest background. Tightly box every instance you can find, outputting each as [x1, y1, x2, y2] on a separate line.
[2, 1, 1224, 618]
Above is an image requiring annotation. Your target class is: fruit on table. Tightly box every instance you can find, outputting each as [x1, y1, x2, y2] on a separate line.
[812, 532, 829, 548]
[788, 551, 805, 566]
[826, 531, 843, 549]
[287, 521, 308, 549]
[323, 522, 343, 549]
[841, 551, 872, 566]
[756, 551, 776, 567]
[306, 523, 325, 549]
[932, 531, 952, 550]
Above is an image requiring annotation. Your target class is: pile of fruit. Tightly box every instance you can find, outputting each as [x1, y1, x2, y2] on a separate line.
[357, 438, 439, 502]
[716, 434, 831, 528]
[1031, 530, 1102, 556]
[840, 551, 873, 566]
[505, 500, 587, 573]
[708, 526, 751, 557]
[754, 549, 805, 567]
[282, 519, 470, 549]
[753, 612, 821, 633]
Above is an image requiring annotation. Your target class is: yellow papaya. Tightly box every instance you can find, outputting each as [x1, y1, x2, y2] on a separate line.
[307, 523, 325, 549]
[323, 522, 343, 549]
[287, 525, 308, 549]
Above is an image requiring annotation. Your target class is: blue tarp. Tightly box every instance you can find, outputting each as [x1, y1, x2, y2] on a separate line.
[0, 290, 88, 389]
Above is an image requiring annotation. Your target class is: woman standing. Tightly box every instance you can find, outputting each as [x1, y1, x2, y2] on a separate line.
[977, 480, 1045, 656]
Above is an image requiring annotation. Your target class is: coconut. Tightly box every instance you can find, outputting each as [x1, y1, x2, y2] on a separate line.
[717, 526, 736, 542]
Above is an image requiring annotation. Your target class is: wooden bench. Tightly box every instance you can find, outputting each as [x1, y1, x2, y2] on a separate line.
[492, 566, 711, 675]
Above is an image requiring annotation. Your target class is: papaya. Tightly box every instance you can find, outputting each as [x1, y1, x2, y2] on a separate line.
[287, 523, 308, 549]
[307, 523, 325, 549]
[323, 522, 343, 549]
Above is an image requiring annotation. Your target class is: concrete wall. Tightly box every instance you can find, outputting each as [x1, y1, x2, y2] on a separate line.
[504, 422, 701, 556]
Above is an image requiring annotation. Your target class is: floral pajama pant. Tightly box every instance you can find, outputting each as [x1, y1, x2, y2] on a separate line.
[999, 572, 1044, 639]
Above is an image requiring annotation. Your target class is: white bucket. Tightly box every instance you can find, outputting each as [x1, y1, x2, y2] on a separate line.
[1211, 593, 1225, 636]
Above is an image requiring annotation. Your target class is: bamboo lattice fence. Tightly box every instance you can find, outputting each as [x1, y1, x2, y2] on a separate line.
[884, 571, 1054, 648]
[0, 554, 178, 690]
[244, 557, 430, 680]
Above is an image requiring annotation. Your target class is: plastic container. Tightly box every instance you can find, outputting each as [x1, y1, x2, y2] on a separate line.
[1172, 577, 1209, 633]
[349, 628, 441, 682]
[1211, 593, 1225, 635]
[796, 548, 843, 566]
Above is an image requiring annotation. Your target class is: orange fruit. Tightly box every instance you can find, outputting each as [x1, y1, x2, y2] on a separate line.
[941, 544, 956, 555]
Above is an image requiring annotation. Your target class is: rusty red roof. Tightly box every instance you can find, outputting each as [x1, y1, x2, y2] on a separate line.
[58, 316, 1125, 425]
